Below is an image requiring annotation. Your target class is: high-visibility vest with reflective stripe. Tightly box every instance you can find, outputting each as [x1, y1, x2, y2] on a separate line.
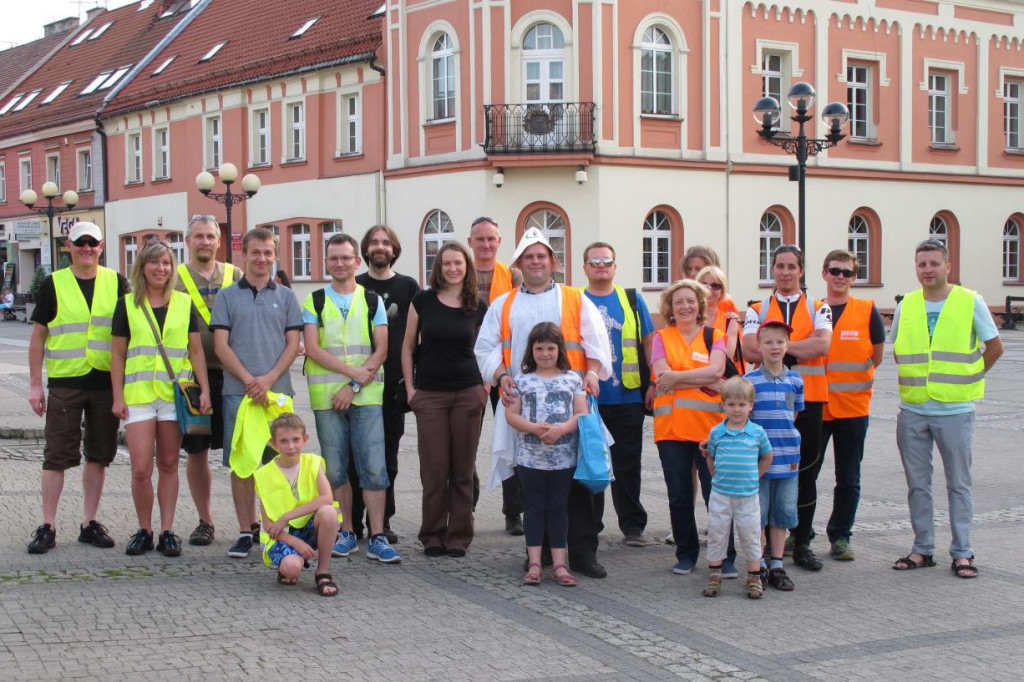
[653, 326, 724, 443]
[302, 286, 384, 409]
[501, 285, 586, 372]
[754, 294, 829, 402]
[580, 285, 640, 389]
[177, 262, 236, 325]
[488, 261, 514, 304]
[123, 291, 193, 405]
[45, 266, 119, 378]
[893, 287, 985, 403]
[824, 297, 876, 420]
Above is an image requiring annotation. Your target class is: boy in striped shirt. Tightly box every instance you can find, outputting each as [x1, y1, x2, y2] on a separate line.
[703, 376, 773, 599]
[746, 320, 804, 592]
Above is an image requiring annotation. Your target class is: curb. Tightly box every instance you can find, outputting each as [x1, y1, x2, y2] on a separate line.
[0, 427, 45, 441]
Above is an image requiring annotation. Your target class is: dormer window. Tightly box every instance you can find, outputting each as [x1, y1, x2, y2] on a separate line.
[41, 81, 72, 105]
[152, 56, 175, 76]
[12, 90, 42, 111]
[81, 72, 111, 95]
[70, 29, 93, 46]
[290, 17, 319, 39]
[0, 95, 23, 115]
[99, 65, 132, 90]
[89, 21, 114, 40]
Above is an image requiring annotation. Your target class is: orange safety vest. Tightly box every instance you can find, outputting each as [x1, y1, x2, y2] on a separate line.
[653, 326, 725, 443]
[753, 294, 829, 402]
[488, 261, 514, 304]
[824, 297, 876, 420]
[500, 285, 586, 373]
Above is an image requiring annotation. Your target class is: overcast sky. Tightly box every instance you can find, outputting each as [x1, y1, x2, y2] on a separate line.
[1, 1, 136, 50]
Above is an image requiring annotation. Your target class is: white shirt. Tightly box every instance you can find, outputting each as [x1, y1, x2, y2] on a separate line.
[742, 291, 833, 337]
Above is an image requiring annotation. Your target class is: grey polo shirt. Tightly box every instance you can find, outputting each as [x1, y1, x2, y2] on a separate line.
[209, 276, 304, 397]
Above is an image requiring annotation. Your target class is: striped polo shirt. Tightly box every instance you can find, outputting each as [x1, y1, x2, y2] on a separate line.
[707, 419, 772, 497]
[746, 365, 804, 479]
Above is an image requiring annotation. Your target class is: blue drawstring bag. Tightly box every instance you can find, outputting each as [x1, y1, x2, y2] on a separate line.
[574, 392, 613, 494]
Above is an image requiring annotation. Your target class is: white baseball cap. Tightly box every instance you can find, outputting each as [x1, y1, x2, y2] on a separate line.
[68, 222, 102, 243]
[511, 227, 563, 272]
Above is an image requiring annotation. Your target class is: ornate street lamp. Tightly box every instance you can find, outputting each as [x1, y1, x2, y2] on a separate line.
[20, 182, 80, 272]
[195, 163, 261, 264]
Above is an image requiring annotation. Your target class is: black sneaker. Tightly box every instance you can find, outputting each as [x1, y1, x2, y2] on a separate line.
[157, 531, 182, 557]
[767, 567, 795, 591]
[78, 521, 115, 549]
[189, 520, 215, 546]
[505, 515, 524, 536]
[227, 534, 254, 558]
[383, 526, 398, 544]
[27, 524, 56, 554]
[793, 544, 824, 571]
[125, 529, 154, 556]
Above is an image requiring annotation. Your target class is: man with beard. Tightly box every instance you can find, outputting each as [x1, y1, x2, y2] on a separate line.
[352, 225, 419, 543]
[175, 215, 241, 547]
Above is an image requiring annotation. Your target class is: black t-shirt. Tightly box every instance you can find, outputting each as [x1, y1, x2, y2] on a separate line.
[111, 297, 200, 341]
[355, 272, 420, 385]
[31, 271, 131, 390]
[830, 301, 886, 345]
[411, 290, 487, 392]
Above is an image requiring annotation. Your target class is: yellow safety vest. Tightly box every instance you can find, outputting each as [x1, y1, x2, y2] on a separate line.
[45, 266, 119, 377]
[303, 286, 384, 409]
[177, 263, 236, 325]
[229, 392, 294, 479]
[893, 286, 985, 403]
[123, 291, 193, 405]
[580, 285, 640, 389]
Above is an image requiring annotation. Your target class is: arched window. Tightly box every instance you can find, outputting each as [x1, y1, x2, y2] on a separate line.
[643, 210, 672, 286]
[431, 34, 455, 120]
[290, 223, 311, 280]
[523, 23, 565, 104]
[422, 209, 454, 284]
[640, 27, 673, 115]
[321, 221, 341, 278]
[929, 214, 948, 245]
[759, 211, 784, 283]
[848, 215, 870, 280]
[1004, 218, 1020, 281]
[929, 211, 960, 282]
[123, 236, 137, 275]
[524, 208, 567, 283]
[167, 231, 185, 266]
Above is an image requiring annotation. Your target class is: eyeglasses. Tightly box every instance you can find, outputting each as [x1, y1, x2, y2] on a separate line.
[585, 257, 615, 267]
[72, 238, 100, 248]
[826, 267, 856, 278]
[701, 281, 724, 290]
[773, 244, 802, 256]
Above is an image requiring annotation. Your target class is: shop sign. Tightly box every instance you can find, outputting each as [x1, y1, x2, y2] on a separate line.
[14, 220, 44, 242]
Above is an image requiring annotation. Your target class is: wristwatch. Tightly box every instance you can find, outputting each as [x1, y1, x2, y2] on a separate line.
[350, 381, 361, 394]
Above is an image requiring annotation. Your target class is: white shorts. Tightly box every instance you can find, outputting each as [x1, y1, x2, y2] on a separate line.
[126, 399, 177, 425]
[706, 490, 762, 564]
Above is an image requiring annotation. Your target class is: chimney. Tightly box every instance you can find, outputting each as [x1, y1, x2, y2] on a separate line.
[43, 16, 80, 38]
[85, 7, 105, 23]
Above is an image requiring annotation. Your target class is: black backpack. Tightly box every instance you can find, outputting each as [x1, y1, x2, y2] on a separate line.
[703, 326, 741, 379]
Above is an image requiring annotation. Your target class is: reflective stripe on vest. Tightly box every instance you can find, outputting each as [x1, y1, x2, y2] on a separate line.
[123, 291, 193, 405]
[754, 294, 829, 401]
[45, 267, 119, 378]
[653, 326, 724, 443]
[824, 297, 877, 419]
[893, 286, 986, 403]
[302, 286, 384, 409]
[177, 263, 236, 325]
[500, 285, 586, 373]
[488, 261, 514, 304]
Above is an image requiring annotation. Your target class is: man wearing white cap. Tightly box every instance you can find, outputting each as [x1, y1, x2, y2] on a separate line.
[26, 222, 130, 554]
[475, 228, 612, 578]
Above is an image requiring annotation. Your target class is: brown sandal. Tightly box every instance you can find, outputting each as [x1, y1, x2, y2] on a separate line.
[703, 573, 722, 598]
[315, 573, 338, 597]
[746, 574, 764, 599]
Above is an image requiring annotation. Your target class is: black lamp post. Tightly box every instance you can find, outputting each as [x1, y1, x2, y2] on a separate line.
[753, 82, 849, 281]
[195, 163, 261, 264]
[20, 182, 79, 273]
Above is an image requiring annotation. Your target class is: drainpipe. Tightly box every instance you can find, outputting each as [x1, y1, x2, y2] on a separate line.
[369, 54, 387, 225]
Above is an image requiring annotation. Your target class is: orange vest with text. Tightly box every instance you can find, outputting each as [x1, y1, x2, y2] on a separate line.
[752, 295, 829, 402]
[653, 326, 724, 443]
[824, 297, 876, 420]
[488, 261, 514, 304]
[500, 285, 586, 372]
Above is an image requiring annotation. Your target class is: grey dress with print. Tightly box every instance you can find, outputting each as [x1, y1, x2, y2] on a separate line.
[513, 372, 584, 471]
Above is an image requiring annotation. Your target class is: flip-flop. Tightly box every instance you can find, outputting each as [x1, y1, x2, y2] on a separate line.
[951, 557, 978, 579]
[315, 573, 339, 596]
[893, 554, 936, 570]
[523, 562, 543, 585]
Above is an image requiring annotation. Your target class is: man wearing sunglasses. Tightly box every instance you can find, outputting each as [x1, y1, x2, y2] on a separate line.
[819, 250, 885, 562]
[26, 222, 129, 554]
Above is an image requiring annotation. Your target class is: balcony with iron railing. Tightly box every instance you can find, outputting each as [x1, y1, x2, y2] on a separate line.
[483, 102, 596, 154]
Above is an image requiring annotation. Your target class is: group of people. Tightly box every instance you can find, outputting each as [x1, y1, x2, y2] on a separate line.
[24, 214, 1001, 597]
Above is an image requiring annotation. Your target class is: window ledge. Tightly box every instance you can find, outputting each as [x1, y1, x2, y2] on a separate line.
[640, 113, 683, 121]
[848, 137, 882, 147]
[424, 117, 455, 127]
[334, 152, 364, 161]
[1002, 280, 1024, 285]
[248, 163, 271, 171]
[929, 143, 960, 151]
[76, 189, 94, 194]
[1004, 148, 1024, 157]
[151, 176, 171, 185]
[852, 281, 884, 288]
[281, 158, 307, 167]
[124, 180, 144, 187]
[641, 285, 668, 292]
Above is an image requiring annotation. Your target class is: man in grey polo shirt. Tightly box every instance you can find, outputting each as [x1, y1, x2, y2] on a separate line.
[210, 227, 303, 559]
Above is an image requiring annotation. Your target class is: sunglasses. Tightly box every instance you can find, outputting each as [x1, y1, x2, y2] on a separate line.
[146, 237, 173, 248]
[916, 238, 946, 250]
[471, 216, 498, 228]
[702, 281, 724, 290]
[586, 257, 615, 267]
[72, 238, 100, 248]
[826, 267, 856, 278]
[773, 244, 802, 255]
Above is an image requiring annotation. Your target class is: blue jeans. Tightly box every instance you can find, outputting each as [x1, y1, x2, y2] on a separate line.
[657, 440, 736, 564]
[759, 476, 799, 529]
[314, 405, 389, 490]
[822, 416, 869, 542]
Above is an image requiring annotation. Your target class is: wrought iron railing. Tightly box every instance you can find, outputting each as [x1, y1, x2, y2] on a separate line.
[483, 102, 596, 153]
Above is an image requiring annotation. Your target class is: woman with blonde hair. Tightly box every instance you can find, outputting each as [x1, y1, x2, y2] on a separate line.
[111, 239, 209, 557]
[696, 265, 740, 360]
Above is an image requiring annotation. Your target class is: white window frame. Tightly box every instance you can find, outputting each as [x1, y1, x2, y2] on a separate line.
[431, 33, 456, 121]
[19, 158, 32, 194]
[928, 72, 952, 145]
[126, 132, 142, 184]
[77, 148, 92, 192]
[0, 163, 6, 203]
[929, 215, 948, 246]
[204, 115, 222, 170]
[283, 100, 305, 162]
[124, 236, 137, 274]
[321, 221, 341, 277]
[848, 215, 870, 280]
[152, 56, 175, 76]
[291, 17, 319, 39]
[524, 208, 568, 283]
[759, 211, 784, 283]
[338, 92, 362, 155]
[640, 27, 674, 115]
[642, 210, 672, 286]
[168, 231, 186, 266]
[846, 65, 872, 140]
[45, 153, 60, 190]
[250, 107, 270, 167]
[199, 41, 227, 63]
[41, 81, 71, 105]
[422, 210, 455, 285]
[1005, 81, 1022, 150]
[291, 224, 311, 280]
[153, 126, 170, 180]
[1004, 219, 1020, 281]
[14, 90, 42, 111]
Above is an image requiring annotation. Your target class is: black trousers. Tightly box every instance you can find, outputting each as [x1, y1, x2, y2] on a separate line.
[350, 382, 403, 536]
[593, 402, 647, 535]
[792, 401, 825, 547]
[821, 415, 869, 543]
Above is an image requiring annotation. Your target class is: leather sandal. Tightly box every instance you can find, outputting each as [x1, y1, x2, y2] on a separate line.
[746, 574, 764, 600]
[893, 553, 936, 570]
[952, 557, 978, 579]
[523, 562, 543, 585]
[703, 573, 722, 598]
[552, 563, 578, 587]
[314, 573, 338, 597]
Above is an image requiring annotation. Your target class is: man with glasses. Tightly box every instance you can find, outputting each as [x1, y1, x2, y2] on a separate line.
[819, 250, 884, 561]
[581, 242, 654, 547]
[890, 239, 1002, 579]
[743, 244, 832, 572]
[467, 216, 525, 535]
[26, 222, 129, 554]
[174, 215, 241, 547]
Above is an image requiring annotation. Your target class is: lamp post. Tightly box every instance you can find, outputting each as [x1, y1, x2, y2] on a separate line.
[753, 82, 849, 282]
[20, 182, 80, 273]
[195, 163, 261, 264]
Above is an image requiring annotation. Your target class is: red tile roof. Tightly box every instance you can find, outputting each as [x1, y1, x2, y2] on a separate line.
[0, 1, 192, 138]
[0, 28, 76, 98]
[106, 0, 383, 117]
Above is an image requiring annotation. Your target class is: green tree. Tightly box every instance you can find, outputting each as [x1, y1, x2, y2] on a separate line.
[27, 266, 47, 303]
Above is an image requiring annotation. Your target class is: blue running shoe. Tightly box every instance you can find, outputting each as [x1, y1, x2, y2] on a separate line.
[332, 530, 359, 557]
[367, 534, 401, 563]
[672, 558, 695, 575]
[721, 558, 739, 579]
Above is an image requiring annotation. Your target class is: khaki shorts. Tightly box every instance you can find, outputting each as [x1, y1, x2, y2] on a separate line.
[43, 387, 120, 471]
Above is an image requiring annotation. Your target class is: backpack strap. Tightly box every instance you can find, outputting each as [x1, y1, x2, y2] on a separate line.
[366, 290, 379, 354]
[312, 289, 326, 327]
[702, 325, 714, 353]
[758, 297, 771, 325]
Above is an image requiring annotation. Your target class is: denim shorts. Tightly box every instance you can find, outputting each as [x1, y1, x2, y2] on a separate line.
[266, 518, 317, 567]
[759, 475, 798, 529]
[314, 405, 389, 490]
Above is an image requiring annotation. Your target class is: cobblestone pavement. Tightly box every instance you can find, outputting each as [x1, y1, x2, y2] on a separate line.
[1, 322, 1024, 681]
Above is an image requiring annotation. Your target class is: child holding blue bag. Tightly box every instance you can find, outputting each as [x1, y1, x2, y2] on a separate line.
[506, 322, 588, 587]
